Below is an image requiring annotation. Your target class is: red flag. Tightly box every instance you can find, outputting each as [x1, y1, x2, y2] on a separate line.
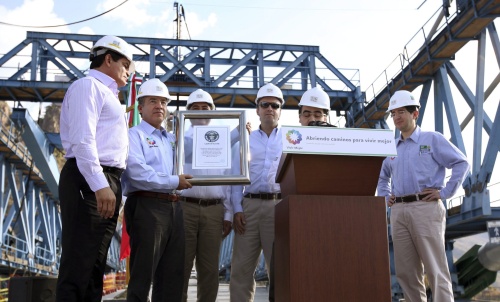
[120, 73, 143, 261]
[120, 216, 130, 260]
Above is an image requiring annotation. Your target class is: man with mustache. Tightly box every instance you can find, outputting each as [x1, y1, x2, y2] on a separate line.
[297, 87, 332, 126]
[121, 78, 193, 302]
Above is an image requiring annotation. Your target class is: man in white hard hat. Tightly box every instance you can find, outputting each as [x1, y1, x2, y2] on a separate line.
[298, 86, 331, 126]
[57, 35, 134, 302]
[377, 90, 470, 302]
[180, 89, 235, 302]
[121, 78, 193, 301]
[230, 83, 284, 301]
[266, 85, 334, 301]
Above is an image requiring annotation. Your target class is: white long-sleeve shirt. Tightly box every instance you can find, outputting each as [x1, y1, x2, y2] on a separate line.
[60, 69, 128, 192]
[181, 127, 235, 221]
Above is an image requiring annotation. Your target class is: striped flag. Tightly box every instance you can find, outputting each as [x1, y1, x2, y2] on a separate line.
[125, 73, 143, 127]
[120, 72, 143, 261]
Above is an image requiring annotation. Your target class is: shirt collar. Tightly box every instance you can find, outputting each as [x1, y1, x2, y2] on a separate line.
[139, 120, 167, 136]
[88, 69, 119, 95]
[258, 125, 280, 135]
[397, 126, 421, 145]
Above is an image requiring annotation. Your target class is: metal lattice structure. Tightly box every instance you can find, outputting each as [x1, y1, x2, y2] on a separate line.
[0, 1, 499, 300]
[0, 32, 361, 110]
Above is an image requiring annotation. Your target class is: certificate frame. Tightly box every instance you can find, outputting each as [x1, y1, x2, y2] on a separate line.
[175, 110, 250, 186]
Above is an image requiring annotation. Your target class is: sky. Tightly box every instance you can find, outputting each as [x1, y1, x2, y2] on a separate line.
[1, 0, 500, 204]
[0, 0, 462, 126]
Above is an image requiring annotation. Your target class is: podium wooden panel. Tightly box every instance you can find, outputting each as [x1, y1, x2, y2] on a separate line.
[274, 153, 391, 301]
[275, 195, 391, 301]
[276, 153, 384, 198]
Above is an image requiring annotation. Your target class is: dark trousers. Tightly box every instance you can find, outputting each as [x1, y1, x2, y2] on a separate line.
[56, 159, 122, 302]
[125, 195, 185, 302]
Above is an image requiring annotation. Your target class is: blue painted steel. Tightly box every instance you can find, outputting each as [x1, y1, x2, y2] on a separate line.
[0, 152, 60, 275]
[0, 4, 499, 300]
[10, 108, 59, 200]
[0, 31, 361, 111]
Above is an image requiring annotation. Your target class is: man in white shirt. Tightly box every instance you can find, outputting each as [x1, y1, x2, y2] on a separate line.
[121, 78, 192, 302]
[57, 35, 134, 302]
[297, 87, 331, 126]
[180, 89, 234, 302]
[230, 83, 284, 302]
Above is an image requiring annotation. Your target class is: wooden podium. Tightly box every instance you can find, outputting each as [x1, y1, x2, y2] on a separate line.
[274, 153, 391, 302]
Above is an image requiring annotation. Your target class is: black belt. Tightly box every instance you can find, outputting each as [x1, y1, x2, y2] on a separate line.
[180, 197, 222, 207]
[67, 158, 124, 178]
[244, 193, 281, 200]
[129, 191, 180, 202]
[394, 194, 429, 203]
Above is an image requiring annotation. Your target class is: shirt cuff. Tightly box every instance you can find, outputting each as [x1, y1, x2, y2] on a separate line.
[86, 172, 109, 192]
[224, 212, 233, 222]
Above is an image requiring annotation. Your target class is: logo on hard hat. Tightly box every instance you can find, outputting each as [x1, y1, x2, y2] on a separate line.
[155, 86, 163, 92]
[108, 41, 122, 49]
[196, 94, 203, 98]
[286, 130, 302, 145]
[266, 88, 273, 93]
[310, 96, 318, 102]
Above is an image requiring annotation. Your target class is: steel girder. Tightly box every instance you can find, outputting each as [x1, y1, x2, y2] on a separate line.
[0, 153, 60, 275]
[10, 108, 60, 200]
[0, 31, 361, 111]
[351, 0, 500, 129]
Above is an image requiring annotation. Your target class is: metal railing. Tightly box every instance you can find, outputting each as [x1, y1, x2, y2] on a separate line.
[364, 2, 460, 102]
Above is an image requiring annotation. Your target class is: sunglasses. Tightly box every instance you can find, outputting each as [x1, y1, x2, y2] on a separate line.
[259, 102, 281, 109]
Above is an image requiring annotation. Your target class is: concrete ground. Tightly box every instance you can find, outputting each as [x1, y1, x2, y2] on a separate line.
[103, 278, 270, 301]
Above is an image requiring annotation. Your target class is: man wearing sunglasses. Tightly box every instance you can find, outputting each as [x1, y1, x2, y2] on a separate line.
[230, 83, 284, 301]
[297, 87, 331, 126]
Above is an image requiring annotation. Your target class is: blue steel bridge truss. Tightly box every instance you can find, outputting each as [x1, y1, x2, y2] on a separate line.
[0, 1, 499, 300]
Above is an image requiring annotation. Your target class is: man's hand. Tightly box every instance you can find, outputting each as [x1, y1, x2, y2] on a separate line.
[177, 174, 193, 190]
[421, 188, 441, 201]
[233, 212, 246, 235]
[387, 194, 395, 207]
[95, 187, 116, 219]
[222, 220, 232, 238]
[246, 122, 252, 134]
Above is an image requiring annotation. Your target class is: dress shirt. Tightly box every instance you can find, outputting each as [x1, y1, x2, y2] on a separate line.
[121, 120, 179, 196]
[377, 126, 470, 200]
[60, 69, 128, 192]
[232, 127, 282, 213]
[181, 127, 233, 221]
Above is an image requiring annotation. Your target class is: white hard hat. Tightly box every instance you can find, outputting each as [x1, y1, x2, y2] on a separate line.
[137, 78, 171, 102]
[186, 89, 215, 110]
[255, 83, 285, 104]
[298, 87, 330, 111]
[90, 35, 135, 72]
[388, 90, 420, 111]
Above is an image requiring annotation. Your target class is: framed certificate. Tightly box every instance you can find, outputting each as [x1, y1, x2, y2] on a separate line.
[175, 110, 250, 186]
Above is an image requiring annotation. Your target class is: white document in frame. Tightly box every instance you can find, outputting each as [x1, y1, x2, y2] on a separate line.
[192, 125, 231, 169]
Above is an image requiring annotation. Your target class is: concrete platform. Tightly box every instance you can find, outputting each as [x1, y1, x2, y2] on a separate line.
[102, 278, 270, 301]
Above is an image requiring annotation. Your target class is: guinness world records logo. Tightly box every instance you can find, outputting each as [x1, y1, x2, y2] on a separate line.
[205, 130, 219, 142]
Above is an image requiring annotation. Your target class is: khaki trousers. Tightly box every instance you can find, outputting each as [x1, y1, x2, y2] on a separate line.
[230, 198, 279, 302]
[390, 201, 454, 302]
[181, 201, 224, 302]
